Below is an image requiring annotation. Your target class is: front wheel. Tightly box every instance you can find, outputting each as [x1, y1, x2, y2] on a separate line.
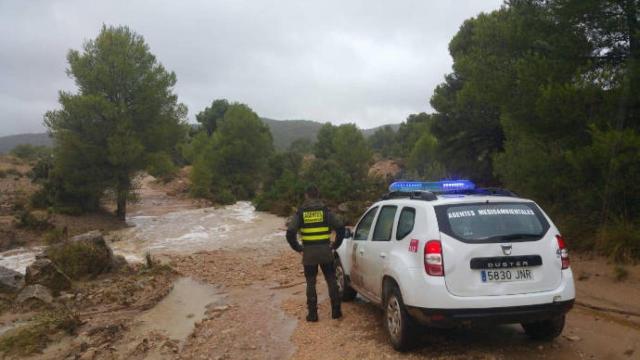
[384, 285, 416, 351]
[522, 315, 565, 341]
[334, 258, 357, 301]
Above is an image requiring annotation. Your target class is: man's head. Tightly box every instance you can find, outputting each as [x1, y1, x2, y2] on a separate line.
[305, 184, 320, 199]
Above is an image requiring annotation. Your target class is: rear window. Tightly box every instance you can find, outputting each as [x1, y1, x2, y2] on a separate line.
[435, 202, 550, 243]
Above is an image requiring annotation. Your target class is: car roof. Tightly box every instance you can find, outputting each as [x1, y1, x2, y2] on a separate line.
[374, 194, 534, 208]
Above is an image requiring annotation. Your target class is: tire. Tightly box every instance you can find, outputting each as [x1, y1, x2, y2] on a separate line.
[384, 284, 416, 351]
[334, 258, 357, 302]
[522, 315, 565, 341]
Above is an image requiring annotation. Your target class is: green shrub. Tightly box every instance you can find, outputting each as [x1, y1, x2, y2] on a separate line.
[29, 156, 52, 183]
[10, 144, 51, 161]
[30, 188, 51, 209]
[596, 219, 640, 263]
[613, 265, 629, 281]
[146, 152, 178, 182]
[14, 211, 53, 231]
[214, 189, 236, 205]
[0, 168, 23, 178]
[45, 241, 112, 279]
[43, 228, 66, 245]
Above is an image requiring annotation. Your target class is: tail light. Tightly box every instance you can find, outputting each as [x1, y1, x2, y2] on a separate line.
[556, 235, 570, 269]
[424, 240, 444, 276]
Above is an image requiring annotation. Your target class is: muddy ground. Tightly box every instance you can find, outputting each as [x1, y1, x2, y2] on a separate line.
[131, 177, 640, 360]
[1, 162, 639, 359]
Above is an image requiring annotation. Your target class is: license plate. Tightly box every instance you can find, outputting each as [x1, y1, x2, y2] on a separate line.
[481, 268, 533, 283]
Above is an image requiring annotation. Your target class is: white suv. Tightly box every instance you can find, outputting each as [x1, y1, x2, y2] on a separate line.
[334, 181, 575, 351]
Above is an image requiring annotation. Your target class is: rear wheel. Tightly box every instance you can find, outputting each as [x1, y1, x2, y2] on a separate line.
[384, 285, 416, 351]
[334, 258, 357, 301]
[522, 315, 565, 341]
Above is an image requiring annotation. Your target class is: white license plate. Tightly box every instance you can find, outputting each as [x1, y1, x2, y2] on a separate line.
[481, 268, 534, 283]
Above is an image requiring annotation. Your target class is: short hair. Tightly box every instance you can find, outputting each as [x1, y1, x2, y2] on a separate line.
[305, 184, 320, 198]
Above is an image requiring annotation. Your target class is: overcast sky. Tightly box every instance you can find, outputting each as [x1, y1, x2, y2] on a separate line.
[0, 0, 502, 136]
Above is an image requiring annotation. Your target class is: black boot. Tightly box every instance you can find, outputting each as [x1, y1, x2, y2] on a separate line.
[306, 307, 318, 322]
[331, 304, 342, 319]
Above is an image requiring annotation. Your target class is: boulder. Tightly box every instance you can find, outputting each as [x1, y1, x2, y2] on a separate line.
[25, 258, 72, 293]
[45, 230, 119, 279]
[0, 266, 24, 293]
[16, 284, 53, 306]
[70, 230, 107, 245]
[111, 255, 129, 272]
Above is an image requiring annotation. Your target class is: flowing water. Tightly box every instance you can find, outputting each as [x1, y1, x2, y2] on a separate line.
[0, 246, 43, 274]
[109, 201, 285, 263]
[0, 201, 285, 272]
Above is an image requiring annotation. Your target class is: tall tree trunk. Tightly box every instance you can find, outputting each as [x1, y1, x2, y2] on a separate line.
[116, 178, 129, 221]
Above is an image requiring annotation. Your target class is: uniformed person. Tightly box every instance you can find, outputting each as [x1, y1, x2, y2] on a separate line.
[286, 185, 345, 322]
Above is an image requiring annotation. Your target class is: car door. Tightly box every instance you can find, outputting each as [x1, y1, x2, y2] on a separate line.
[362, 205, 398, 301]
[349, 206, 378, 291]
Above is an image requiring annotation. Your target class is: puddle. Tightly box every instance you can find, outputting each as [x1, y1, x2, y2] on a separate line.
[134, 277, 222, 342]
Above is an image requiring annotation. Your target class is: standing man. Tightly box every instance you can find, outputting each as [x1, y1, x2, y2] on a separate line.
[286, 185, 345, 322]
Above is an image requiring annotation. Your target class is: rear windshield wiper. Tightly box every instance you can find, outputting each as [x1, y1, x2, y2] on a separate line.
[492, 233, 540, 241]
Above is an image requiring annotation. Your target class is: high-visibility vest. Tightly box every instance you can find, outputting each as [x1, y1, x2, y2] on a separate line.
[299, 206, 331, 243]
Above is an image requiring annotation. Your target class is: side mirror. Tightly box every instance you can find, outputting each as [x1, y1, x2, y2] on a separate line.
[344, 227, 353, 239]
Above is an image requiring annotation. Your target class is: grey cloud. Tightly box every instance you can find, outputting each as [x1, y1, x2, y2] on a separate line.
[0, 0, 502, 136]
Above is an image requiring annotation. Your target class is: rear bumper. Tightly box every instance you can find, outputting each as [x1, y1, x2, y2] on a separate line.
[406, 299, 574, 326]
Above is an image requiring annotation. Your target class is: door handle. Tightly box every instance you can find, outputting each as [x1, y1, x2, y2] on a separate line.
[379, 253, 387, 259]
[358, 249, 364, 255]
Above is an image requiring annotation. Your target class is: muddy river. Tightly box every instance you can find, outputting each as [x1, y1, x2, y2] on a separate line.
[0, 201, 285, 273]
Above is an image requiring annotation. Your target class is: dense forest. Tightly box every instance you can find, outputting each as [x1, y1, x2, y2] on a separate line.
[31, 0, 640, 261]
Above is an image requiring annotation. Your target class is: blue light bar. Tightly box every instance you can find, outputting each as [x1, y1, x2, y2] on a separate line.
[388, 180, 476, 193]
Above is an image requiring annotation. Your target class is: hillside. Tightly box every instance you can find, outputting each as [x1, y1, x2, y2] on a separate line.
[260, 118, 325, 150]
[261, 118, 401, 150]
[0, 133, 52, 153]
[0, 120, 400, 153]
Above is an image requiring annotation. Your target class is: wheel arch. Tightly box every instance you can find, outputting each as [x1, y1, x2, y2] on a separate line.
[382, 275, 400, 303]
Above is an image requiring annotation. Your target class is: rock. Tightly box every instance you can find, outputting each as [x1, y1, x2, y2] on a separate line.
[564, 335, 581, 342]
[577, 271, 591, 281]
[45, 230, 119, 279]
[111, 255, 129, 271]
[16, 284, 53, 305]
[24, 258, 71, 293]
[59, 291, 75, 303]
[0, 266, 24, 293]
[623, 349, 634, 356]
[70, 230, 104, 244]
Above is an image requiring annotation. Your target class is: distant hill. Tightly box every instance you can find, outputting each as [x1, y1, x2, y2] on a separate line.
[261, 118, 401, 150]
[0, 133, 52, 154]
[260, 118, 325, 150]
[0, 119, 400, 153]
[361, 123, 401, 137]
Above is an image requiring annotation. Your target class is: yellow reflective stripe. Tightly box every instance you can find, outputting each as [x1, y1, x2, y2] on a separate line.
[301, 234, 331, 241]
[300, 227, 330, 234]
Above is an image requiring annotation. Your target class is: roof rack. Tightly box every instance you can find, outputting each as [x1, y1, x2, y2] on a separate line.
[381, 190, 437, 201]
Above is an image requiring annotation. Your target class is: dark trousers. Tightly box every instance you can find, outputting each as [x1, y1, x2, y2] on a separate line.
[304, 263, 340, 310]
